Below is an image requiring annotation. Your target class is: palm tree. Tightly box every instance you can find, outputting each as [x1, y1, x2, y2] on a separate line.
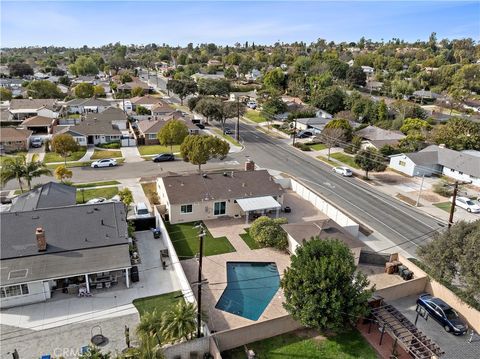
[160, 301, 198, 343]
[24, 160, 52, 190]
[136, 310, 164, 345]
[123, 333, 164, 359]
[0, 156, 26, 192]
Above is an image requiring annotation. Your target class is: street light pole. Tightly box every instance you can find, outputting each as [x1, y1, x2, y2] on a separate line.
[236, 97, 240, 142]
[416, 174, 425, 207]
[292, 118, 297, 146]
[448, 181, 459, 229]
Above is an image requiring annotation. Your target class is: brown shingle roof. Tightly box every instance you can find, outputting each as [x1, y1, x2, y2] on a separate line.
[160, 170, 284, 205]
[0, 127, 32, 141]
[131, 95, 166, 106]
[10, 99, 57, 111]
[356, 125, 406, 141]
[85, 107, 127, 122]
[71, 119, 121, 136]
[21, 115, 55, 126]
[137, 117, 196, 135]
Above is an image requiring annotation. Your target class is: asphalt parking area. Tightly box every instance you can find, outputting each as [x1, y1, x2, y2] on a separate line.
[389, 295, 480, 359]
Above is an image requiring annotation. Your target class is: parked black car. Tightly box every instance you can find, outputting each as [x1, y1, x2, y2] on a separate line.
[195, 123, 205, 129]
[153, 153, 175, 162]
[416, 294, 468, 335]
[224, 128, 233, 135]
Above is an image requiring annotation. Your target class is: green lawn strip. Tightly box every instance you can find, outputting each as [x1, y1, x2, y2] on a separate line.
[434, 202, 453, 212]
[76, 187, 119, 204]
[307, 143, 327, 151]
[245, 110, 267, 123]
[43, 148, 87, 163]
[90, 149, 123, 160]
[165, 221, 236, 257]
[239, 228, 260, 249]
[316, 155, 337, 167]
[330, 152, 360, 169]
[138, 145, 181, 156]
[74, 180, 121, 188]
[224, 329, 376, 359]
[133, 291, 183, 317]
[211, 128, 241, 146]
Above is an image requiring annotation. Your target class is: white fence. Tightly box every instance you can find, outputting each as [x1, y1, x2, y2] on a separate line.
[121, 138, 137, 147]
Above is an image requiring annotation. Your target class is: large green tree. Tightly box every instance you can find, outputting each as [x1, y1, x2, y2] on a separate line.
[166, 79, 197, 105]
[354, 148, 387, 179]
[51, 134, 80, 166]
[69, 56, 99, 76]
[74, 83, 94, 98]
[157, 119, 189, 153]
[180, 134, 229, 172]
[23, 160, 52, 190]
[262, 96, 288, 115]
[27, 80, 63, 99]
[211, 100, 245, 133]
[282, 239, 372, 332]
[346, 66, 367, 87]
[198, 78, 230, 97]
[8, 62, 33, 77]
[249, 216, 288, 249]
[432, 117, 480, 150]
[263, 68, 286, 94]
[0, 156, 26, 192]
[0, 87, 12, 101]
[311, 86, 346, 114]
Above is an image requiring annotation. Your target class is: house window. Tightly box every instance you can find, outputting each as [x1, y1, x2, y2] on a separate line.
[399, 160, 406, 167]
[0, 284, 29, 298]
[180, 204, 193, 214]
[148, 134, 157, 139]
[214, 201, 226, 216]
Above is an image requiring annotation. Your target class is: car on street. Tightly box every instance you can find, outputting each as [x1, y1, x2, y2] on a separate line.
[247, 101, 257, 109]
[30, 137, 43, 148]
[153, 153, 175, 162]
[297, 130, 313, 138]
[134, 202, 151, 218]
[86, 197, 107, 204]
[195, 123, 205, 129]
[450, 196, 480, 213]
[224, 128, 233, 135]
[333, 166, 353, 177]
[91, 158, 117, 168]
[416, 294, 468, 335]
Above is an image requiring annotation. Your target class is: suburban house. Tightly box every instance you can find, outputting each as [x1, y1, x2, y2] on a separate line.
[136, 117, 199, 145]
[156, 165, 285, 224]
[0, 127, 32, 153]
[20, 115, 57, 134]
[355, 125, 406, 150]
[64, 98, 111, 114]
[245, 68, 262, 81]
[117, 79, 151, 94]
[296, 117, 332, 134]
[151, 104, 178, 118]
[411, 90, 440, 103]
[389, 145, 480, 186]
[130, 95, 165, 111]
[58, 118, 122, 146]
[361, 66, 375, 76]
[0, 201, 130, 308]
[191, 73, 225, 82]
[9, 99, 58, 122]
[85, 107, 128, 130]
[281, 218, 364, 265]
[37, 105, 60, 119]
[9, 182, 76, 212]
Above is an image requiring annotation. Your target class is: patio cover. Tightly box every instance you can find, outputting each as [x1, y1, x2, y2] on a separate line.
[236, 196, 281, 212]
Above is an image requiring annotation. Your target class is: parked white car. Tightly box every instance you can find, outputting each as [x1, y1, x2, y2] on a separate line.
[134, 202, 151, 218]
[247, 101, 257, 109]
[91, 158, 117, 168]
[451, 196, 480, 213]
[86, 197, 107, 204]
[332, 166, 353, 177]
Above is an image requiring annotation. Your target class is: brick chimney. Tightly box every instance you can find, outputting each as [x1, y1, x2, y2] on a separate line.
[36, 227, 47, 252]
[245, 159, 255, 171]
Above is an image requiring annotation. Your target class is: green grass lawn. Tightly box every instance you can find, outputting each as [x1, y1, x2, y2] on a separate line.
[223, 329, 376, 359]
[138, 145, 181, 156]
[239, 228, 260, 249]
[90, 149, 123, 160]
[133, 291, 183, 317]
[44, 147, 87, 163]
[307, 143, 327, 151]
[0, 153, 28, 166]
[316, 155, 337, 166]
[74, 180, 120, 188]
[76, 186, 119, 204]
[165, 221, 236, 257]
[330, 152, 360, 169]
[245, 110, 267, 123]
[212, 128, 241, 146]
[434, 201, 453, 212]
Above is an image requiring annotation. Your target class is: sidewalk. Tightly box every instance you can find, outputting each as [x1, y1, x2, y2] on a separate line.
[121, 146, 142, 163]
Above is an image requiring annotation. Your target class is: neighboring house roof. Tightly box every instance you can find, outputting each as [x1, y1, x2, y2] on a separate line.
[118, 80, 149, 90]
[160, 170, 284, 205]
[296, 117, 331, 126]
[412, 90, 440, 99]
[21, 115, 55, 127]
[0, 108, 12, 122]
[10, 182, 76, 212]
[1, 202, 128, 260]
[9, 99, 57, 111]
[72, 119, 122, 136]
[85, 107, 127, 122]
[137, 117, 196, 135]
[0, 127, 32, 141]
[364, 139, 404, 148]
[131, 95, 166, 106]
[281, 219, 364, 250]
[65, 97, 111, 107]
[400, 145, 480, 177]
[151, 103, 176, 113]
[356, 125, 406, 141]
[191, 73, 225, 81]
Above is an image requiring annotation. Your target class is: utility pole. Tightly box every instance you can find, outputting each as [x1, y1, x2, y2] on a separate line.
[416, 174, 425, 207]
[195, 223, 206, 338]
[236, 97, 240, 142]
[292, 118, 297, 146]
[448, 181, 459, 229]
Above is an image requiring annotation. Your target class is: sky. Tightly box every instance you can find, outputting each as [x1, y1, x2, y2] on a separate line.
[1, 1, 479, 48]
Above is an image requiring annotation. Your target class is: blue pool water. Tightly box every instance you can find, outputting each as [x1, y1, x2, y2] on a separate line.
[215, 262, 280, 321]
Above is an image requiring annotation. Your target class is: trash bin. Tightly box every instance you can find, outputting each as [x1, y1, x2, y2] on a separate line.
[130, 266, 139, 282]
[153, 229, 161, 239]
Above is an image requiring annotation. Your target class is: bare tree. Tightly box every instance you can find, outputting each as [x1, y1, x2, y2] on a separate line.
[319, 127, 345, 161]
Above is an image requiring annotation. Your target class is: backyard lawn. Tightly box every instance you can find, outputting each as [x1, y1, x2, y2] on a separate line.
[76, 186, 119, 204]
[133, 291, 183, 317]
[211, 128, 241, 146]
[44, 147, 87, 163]
[74, 180, 120, 188]
[330, 152, 360, 169]
[307, 143, 327, 151]
[138, 145, 181, 156]
[90, 149, 123, 160]
[245, 110, 267, 123]
[239, 229, 260, 250]
[165, 221, 236, 257]
[223, 329, 377, 359]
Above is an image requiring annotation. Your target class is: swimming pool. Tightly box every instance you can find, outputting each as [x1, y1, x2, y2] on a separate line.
[215, 262, 280, 321]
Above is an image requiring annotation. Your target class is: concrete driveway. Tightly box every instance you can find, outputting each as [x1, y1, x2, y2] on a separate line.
[121, 146, 142, 163]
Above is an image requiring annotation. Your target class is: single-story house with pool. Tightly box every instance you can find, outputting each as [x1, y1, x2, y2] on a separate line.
[156, 163, 285, 224]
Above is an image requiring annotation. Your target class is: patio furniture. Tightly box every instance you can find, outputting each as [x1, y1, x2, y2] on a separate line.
[283, 206, 291, 213]
[96, 283, 103, 289]
[91, 325, 107, 346]
[105, 282, 111, 289]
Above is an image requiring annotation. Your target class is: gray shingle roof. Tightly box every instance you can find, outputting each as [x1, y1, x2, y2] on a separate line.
[71, 118, 122, 136]
[296, 117, 331, 126]
[10, 182, 76, 212]
[1, 201, 128, 260]
[160, 170, 284, 205]
[85, 107, 127, 122]
[65, 98, 111, 107]
[21, 115, 55, 126]
[10, 99, 57, 111]
[356, 125, 406, 141]
[0, 127, 32, 141]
